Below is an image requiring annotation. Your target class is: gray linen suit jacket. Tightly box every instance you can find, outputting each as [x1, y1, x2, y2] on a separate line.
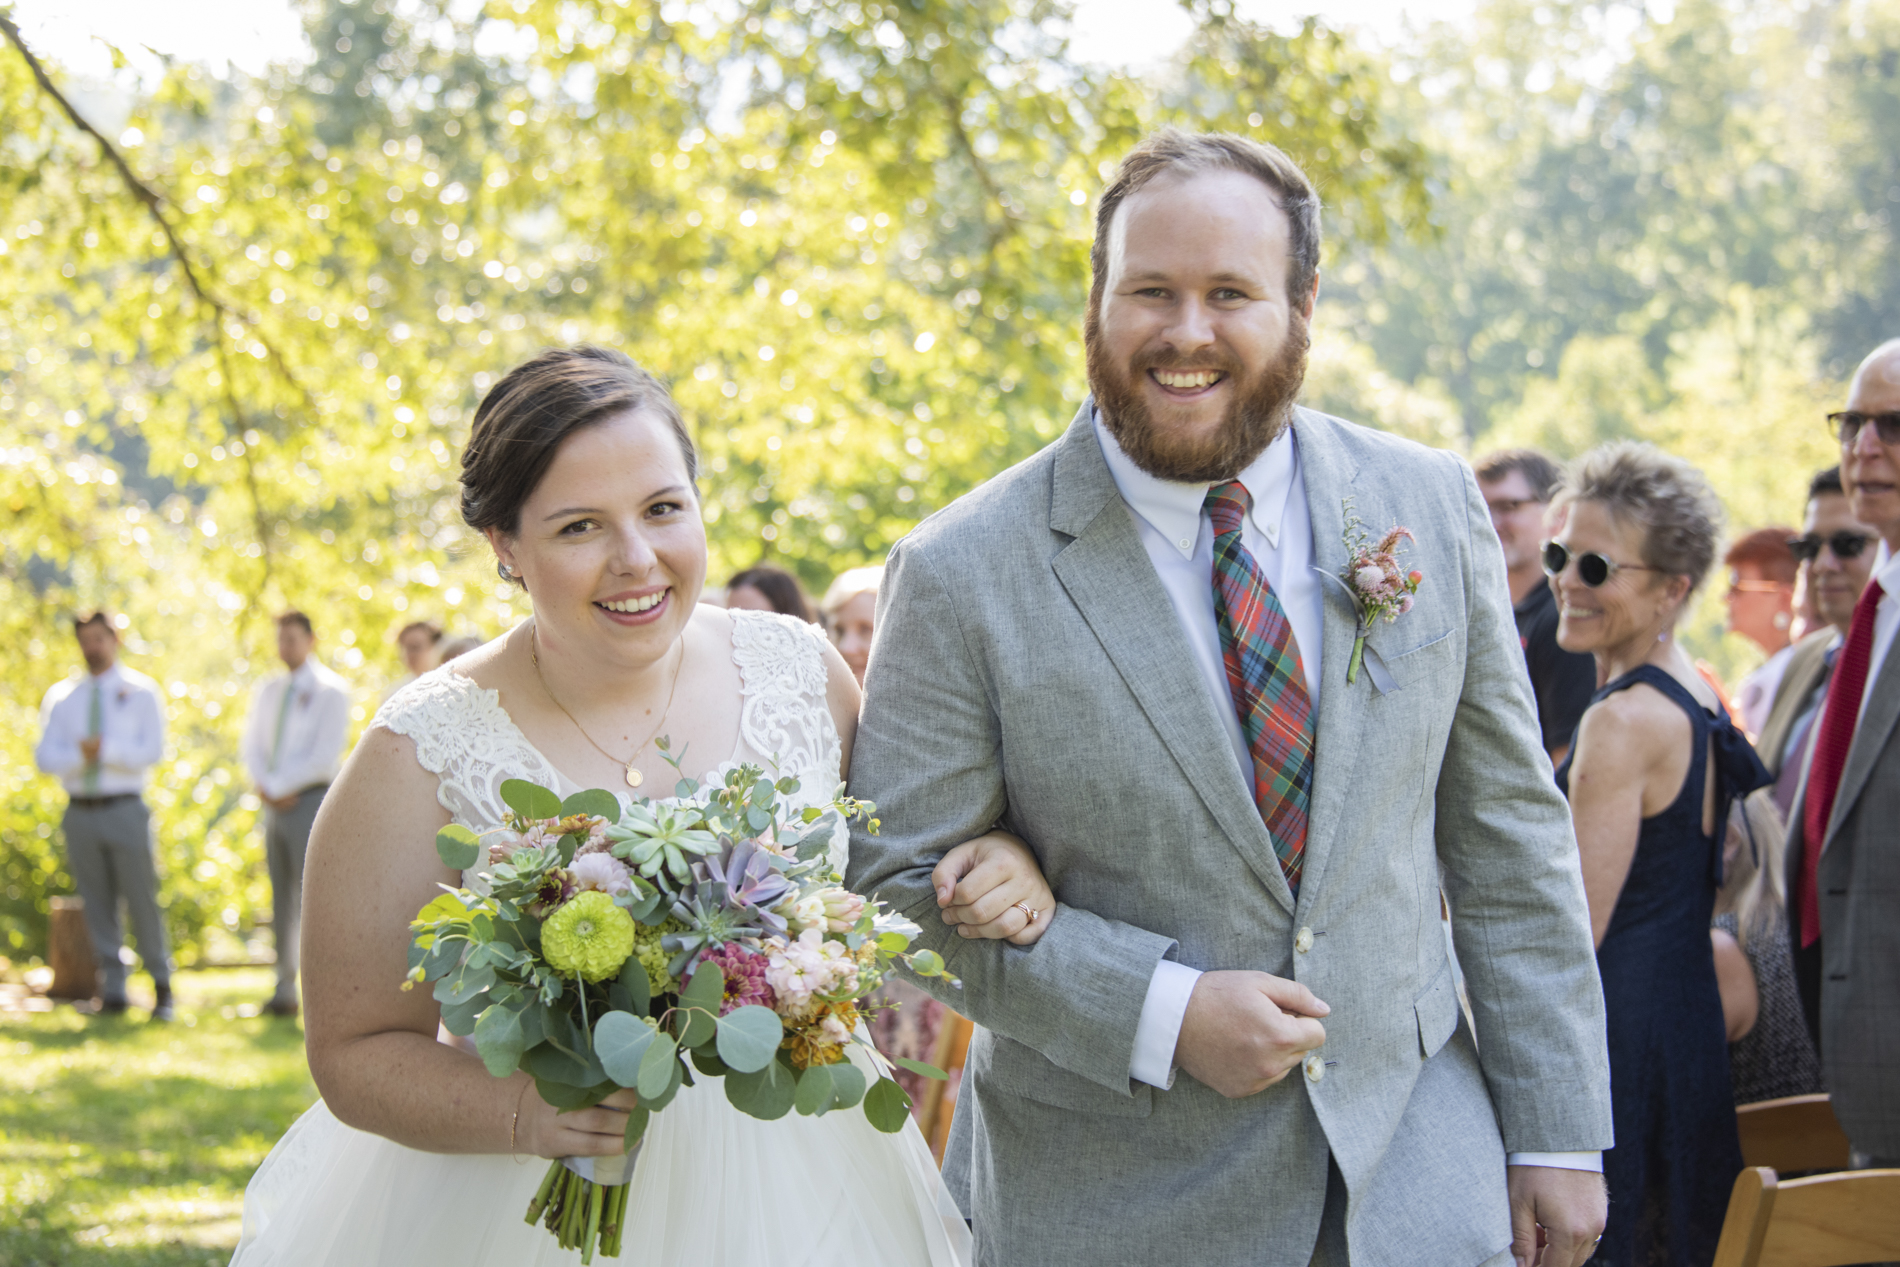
[1756, 629, 1834, 778]
[1785, 625, 1900, 1156]
[846, 405, 1612, 1267]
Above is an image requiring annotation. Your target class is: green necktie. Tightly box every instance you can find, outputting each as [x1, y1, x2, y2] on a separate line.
[83, 680, 102, 794]
[268, 678, 295, 773]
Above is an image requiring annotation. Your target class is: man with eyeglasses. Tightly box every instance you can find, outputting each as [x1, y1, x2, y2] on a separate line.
[1786, 338, 1900, 1171]
[1475, 449, 1598, 764]
[1756, 468, 1878, 824]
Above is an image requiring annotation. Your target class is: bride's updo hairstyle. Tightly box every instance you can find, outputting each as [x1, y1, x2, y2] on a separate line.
[460, 345, 698, 542]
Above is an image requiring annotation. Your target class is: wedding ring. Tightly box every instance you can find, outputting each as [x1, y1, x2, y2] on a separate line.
[1015, 902, 1040, 924]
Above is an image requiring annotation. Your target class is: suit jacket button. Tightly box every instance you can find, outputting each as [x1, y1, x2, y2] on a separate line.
[1304, 1053, 1325, 1083]
[1295, 927, 1314, 954]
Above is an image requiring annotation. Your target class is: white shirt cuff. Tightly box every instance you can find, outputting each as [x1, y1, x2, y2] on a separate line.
[1129, 959, 1202, 1089]
[1506, 1152, 1602, 1173]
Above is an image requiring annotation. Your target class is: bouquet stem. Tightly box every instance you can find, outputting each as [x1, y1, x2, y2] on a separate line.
[525, 1158, 628, 1259]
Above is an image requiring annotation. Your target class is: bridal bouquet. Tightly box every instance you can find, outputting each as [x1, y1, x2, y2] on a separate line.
[403, 757, 955, 1262]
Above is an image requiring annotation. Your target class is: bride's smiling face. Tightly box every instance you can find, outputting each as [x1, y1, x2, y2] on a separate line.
[488, 408, 706, 665]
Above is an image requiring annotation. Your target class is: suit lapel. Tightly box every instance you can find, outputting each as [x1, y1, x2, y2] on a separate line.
[1284, 410, 1368, 910]
[1048, 408, 1297, 914]
[1825, 635, 1900, 849]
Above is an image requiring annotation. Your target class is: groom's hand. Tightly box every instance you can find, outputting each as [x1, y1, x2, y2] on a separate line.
[1507, 1165, 1606, 1267]
[1174, 971, 1329, 1098]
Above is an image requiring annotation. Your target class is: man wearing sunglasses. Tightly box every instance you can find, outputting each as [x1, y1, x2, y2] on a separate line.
[1476, 449, 1598, 764]
[1756, 468, 1879, 827]
[1787, 338, 1900, 1172]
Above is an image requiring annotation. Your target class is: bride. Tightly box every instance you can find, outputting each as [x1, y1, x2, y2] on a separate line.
[230, 346, 1054, 1266]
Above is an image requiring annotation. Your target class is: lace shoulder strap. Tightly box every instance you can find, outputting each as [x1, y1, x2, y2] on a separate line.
[727, 609, 843, 800]
[370, 668, 562, 830]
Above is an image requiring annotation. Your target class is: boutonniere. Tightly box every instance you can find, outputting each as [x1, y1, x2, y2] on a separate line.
[1340, 498, 1423, 685]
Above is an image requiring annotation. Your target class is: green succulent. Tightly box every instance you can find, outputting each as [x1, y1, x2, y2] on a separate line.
[605, 803, 721, 884]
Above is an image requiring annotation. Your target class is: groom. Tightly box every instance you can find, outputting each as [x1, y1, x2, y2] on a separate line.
[846, 129, 1612, 1267]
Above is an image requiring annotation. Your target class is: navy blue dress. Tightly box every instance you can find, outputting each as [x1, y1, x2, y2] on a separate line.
[1557, 665, 1769, 1267]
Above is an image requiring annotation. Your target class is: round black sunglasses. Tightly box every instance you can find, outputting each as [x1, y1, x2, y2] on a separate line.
[1542, 540, 1658, 587]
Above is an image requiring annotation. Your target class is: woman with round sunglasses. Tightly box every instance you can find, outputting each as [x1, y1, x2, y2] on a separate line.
[1545, 442, 1770, 1267]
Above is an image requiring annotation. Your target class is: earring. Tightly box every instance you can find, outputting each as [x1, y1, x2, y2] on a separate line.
[1773, 612, 1791, 630]
[497, 561, 515, 581]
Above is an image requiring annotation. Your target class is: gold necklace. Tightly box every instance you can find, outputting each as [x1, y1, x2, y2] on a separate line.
[530, 623, 684, 789]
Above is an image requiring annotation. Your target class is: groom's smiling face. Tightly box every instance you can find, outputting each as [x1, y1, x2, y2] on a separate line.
[1086, 167, 1317, 483]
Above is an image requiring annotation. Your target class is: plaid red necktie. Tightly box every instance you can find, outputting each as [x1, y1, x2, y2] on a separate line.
[1799, 579, 1883, 948]
[1207, 480, 1316, 893]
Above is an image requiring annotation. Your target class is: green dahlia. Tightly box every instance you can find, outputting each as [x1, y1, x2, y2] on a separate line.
[541, 891, 635, 982]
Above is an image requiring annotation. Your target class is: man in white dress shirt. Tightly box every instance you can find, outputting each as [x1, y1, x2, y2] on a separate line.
[241, 610, 352, 1017]
[849, 130, 1610, 1267]
[34, 612, 173, 1020]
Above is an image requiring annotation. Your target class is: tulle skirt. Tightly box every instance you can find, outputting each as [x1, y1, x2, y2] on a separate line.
[230, 1054, 971, 1267]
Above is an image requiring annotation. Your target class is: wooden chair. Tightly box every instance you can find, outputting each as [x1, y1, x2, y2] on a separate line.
[916, 1012, 975, 1165]
[1713, 1166, 1900, 1266]
[1738, 1095, 1853, 1174]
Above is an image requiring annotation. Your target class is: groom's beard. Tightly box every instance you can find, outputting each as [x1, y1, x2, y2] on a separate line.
[1084, 296, 1310, 484]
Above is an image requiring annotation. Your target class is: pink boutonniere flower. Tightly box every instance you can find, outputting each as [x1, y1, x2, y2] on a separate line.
[1340, 498, 1423, 685]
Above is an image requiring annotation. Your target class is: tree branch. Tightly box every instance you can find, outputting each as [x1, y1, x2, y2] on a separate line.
[0, 12, 318, 416]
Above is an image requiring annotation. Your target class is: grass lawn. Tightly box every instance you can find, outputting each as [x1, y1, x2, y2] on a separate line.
[0, 969, 318, 1267]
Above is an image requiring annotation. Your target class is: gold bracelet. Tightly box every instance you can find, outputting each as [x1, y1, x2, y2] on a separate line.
[510, 1080, 531, 1164]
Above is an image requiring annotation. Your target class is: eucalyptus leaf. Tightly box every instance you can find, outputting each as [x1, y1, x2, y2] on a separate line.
[557, 833, 579, 866]
[713, 1005, 783, 1074]
[500, 779, 563, 821]
[723, 1059, 796, 1120]
[909, 948, 947, 978]
[690, 1047, 730, 1078]
[435, 824, 481, 870]
[517, 1004, 546, 1051]
[432, 963, 496, 1006]
[640, 1051, 685, 1112]
[473, 1004, 525, 1077]
[891, 1056, 949, 1081]
[623, 1104, 651, 1150]
[863, 1076, 913, 1133]
[678, 1006, 715, 1049]
[793, 1063, 836, 1117]
[534, 1076, 612, 1112]
[828, 1060, 867, 1110]
[560, 788, 620, 824]
[745, 806, 772, 833]
[636, 1031, 679, 1100]
[617, 954, 652, 1014]
[679, 961, 724, 1015]
[439, 993, 485, 1037]
[594, 1011, 657, 1087]
[674, 778, 699, 799]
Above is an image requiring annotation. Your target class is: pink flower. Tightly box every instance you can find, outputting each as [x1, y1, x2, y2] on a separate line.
[1398, 594, 1414, 614]
[570, 852, 632, 897]
[764, 929, 860, 1010]
[817, 887, 866, 933]
[1354, 564, 1385, 593]
[693, 942, 778, 1015]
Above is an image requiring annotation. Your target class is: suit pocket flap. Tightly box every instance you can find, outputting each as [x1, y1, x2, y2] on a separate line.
[971, 1029, 1154, 1118]
[1415, 962, 1459, 1059]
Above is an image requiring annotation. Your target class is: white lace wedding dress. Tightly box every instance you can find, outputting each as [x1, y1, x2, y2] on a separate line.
[230, 609, 971, 1267]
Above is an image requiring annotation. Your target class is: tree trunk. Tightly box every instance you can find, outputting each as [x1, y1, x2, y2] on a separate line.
[46, 897, 97, 1000]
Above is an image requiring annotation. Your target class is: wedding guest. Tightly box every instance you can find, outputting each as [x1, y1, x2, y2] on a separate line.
[433, 633, 484, 665]
[240, 610, 352, 1018]
[1711, 790, 1822, 1104]
[820, 566, 882, 685]
[724, 564, 816, 623]
[1787, 338, 1900, 1169]
[1551, 441, 1770, 1266]
[1723, 528, 1800, 740]
[33, 612, 173, 1021]
[1756, 467, 1879, 824]
[397, 620, 443, 680]
[1475, 448, 1597, 762]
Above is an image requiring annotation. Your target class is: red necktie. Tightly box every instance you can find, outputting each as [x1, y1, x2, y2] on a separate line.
[1799, 579, 1884, 948]
[1206, 481, 1316, 893]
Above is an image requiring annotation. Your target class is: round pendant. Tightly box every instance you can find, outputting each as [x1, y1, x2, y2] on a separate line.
[625, 764, 643, 789]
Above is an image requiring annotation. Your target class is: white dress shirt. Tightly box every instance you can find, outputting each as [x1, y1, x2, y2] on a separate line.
[1857, 540, 1900, 723]
[1097, 412, 1598, 1173]
[35, 662, 166, 795]
[241, 659, 353, 800]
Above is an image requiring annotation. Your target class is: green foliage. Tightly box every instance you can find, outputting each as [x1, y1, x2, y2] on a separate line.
[0, 969, 320, 1264]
